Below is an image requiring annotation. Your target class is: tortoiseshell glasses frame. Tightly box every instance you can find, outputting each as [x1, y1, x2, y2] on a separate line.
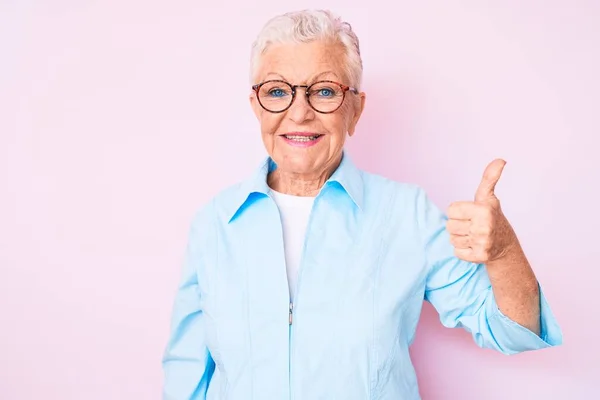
[251, 79, 359, 114]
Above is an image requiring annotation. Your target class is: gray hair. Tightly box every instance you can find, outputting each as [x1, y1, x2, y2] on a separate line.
[249, 9, 363, 90]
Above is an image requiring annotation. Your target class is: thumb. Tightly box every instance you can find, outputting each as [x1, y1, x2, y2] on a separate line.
[475, 159, 506, 202]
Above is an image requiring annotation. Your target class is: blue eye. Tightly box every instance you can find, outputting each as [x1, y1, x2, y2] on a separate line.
[268, 89, 287, 97]
[309, 84, 338, 98]
[317, 88, 334, 97]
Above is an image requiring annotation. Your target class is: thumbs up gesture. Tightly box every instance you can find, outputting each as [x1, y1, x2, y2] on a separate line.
[446, 159, 518, 264]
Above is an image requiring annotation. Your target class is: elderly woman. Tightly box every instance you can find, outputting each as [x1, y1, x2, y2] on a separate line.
[162, 9, 562, 400]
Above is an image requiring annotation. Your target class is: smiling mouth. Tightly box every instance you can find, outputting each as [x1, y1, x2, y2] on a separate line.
[282, 134, 323, 141]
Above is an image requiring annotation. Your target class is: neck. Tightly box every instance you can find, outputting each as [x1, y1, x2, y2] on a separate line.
[268, 156, 341, 197]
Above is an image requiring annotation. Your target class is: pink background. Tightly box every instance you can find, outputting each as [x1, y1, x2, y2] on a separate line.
[1, 1, 598, 399]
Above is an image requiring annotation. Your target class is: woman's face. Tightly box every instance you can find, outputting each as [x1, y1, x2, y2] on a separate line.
[250, 40, 366, 179]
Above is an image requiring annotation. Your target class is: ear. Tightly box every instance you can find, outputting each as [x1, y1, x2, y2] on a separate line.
[347, 91, 366, 137]
[249, 91, 262, 120]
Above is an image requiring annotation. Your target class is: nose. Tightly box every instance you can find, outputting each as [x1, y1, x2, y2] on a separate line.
[287, 89, 315, 123]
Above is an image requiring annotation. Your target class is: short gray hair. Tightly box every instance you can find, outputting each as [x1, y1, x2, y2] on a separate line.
[249, 9, 363, 90]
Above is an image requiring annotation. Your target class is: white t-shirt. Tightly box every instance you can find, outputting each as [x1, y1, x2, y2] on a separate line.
[270, 189, 315, 302]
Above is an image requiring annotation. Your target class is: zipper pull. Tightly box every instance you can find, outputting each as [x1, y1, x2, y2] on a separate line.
[289, 302, 293, 325]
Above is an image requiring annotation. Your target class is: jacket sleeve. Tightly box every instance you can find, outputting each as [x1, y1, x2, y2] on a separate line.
[162, 208, 215, 399]
[417, 188, 563, 355]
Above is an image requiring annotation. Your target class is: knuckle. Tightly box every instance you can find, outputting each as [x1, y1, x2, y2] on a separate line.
[477, 204, 493, 219]
[471, 223, 490, 236]
[482, 223, 493, 235]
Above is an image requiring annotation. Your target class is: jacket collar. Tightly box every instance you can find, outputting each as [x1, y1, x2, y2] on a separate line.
[226, 151, 364, 223]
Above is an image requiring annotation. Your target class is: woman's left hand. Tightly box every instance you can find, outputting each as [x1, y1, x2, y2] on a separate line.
[445, 159, 520, 264]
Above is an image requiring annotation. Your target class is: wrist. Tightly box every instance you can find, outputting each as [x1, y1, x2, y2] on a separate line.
[486, 239, 527, 270]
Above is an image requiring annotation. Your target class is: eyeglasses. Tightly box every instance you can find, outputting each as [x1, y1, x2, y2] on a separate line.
[251, 80, 359, 114]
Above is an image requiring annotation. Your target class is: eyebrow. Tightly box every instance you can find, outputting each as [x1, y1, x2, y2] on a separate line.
[310, 70, 340, 81]
[262, 72, 287, 81]
[261, 70, 341, 84]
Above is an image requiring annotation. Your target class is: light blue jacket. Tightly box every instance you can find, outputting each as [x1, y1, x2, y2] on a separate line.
[162, 153, 562, 399]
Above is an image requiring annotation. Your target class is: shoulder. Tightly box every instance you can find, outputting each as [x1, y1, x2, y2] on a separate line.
[189, 182, 242, 227]
[359, 169, 447, 230]
[360, 169, 429, 208]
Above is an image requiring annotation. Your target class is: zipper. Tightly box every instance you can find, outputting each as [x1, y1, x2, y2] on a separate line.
[289, 195, 319, 400]
[272, 188, 320, 400]
[288, 301, 293, 398]
[288, 300, 292, 400]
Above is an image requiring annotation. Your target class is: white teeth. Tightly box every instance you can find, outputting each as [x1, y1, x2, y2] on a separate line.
[285, 135, 319, 141]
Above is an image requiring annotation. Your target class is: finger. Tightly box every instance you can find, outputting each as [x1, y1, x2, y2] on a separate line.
[446, 219, 470, 236]
[447, 201, 478, 220]
[474, 159, 506, 202]
[449, 233, 471, 249]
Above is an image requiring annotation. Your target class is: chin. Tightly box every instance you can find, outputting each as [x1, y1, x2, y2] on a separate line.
[284, 158, 314, 173]
[276, 153, 321, 174]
